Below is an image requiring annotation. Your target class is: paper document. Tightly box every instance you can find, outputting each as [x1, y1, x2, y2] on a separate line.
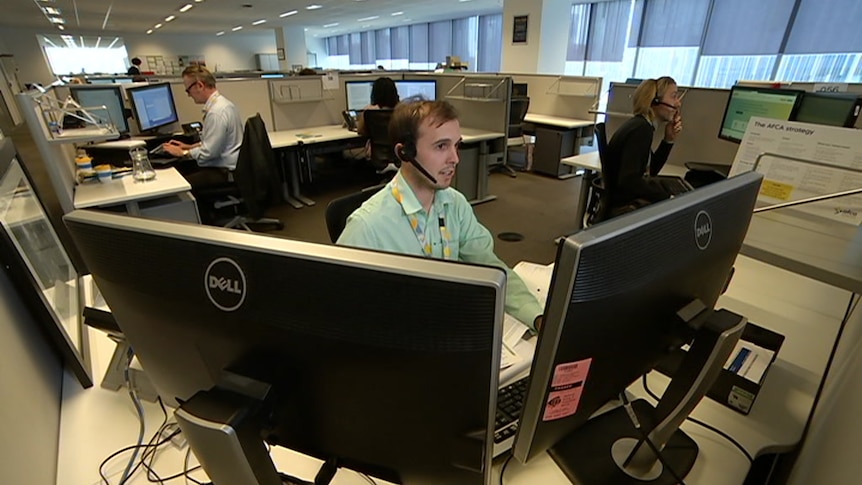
[513, 261, 554, 307]
[503, 313, 531, 350]
[500, 338, 536, 387]
[723, 341, 775, 384]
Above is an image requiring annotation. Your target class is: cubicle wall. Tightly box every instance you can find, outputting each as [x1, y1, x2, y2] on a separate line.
[607, 83, 741, 169]
[170, 78, 275, 131]
[505, 74, 601, 122]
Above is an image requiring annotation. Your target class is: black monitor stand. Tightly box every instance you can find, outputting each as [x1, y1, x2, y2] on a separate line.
[548, 307, 746, 484]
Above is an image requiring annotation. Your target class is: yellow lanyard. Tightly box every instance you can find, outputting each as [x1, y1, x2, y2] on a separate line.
[391, 181, 452, 260]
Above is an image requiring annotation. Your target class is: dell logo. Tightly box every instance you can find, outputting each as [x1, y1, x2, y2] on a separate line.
[208, 276, 242, 294]
[204, 257, 247, 312]
[694, 211, 712, 250]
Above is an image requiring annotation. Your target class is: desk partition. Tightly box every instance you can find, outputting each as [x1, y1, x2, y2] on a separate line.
[501, 74, 601, 178]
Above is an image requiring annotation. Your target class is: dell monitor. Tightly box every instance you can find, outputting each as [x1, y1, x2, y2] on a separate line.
[68, 85, 130, 134]
[396, 80, 437, 101]
[126, 82, 179, 133]
[792, 92, 862, 128]
[64, 210, 505, 485]
[719, 86, 803, 143]
[345, 80, 374, 111]
[513, 172, 763, 484]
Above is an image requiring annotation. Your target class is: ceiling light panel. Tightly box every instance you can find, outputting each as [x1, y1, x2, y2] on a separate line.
[179, 4, 194, 12]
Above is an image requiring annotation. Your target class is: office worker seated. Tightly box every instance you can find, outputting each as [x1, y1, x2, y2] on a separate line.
[347, 77, 401, 164]
[161, 65, 243, 190]
[606, 76, 683, 206]
[337, 100, 543, 331]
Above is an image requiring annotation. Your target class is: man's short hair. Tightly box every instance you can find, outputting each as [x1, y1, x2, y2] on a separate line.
[182, 65, 217, 88]
[131, 57, 142, 66]
[389, 100, 459, 151]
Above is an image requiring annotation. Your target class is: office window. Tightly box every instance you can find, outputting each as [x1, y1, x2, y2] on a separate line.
[40, 35, 130, 75]
[477, 14, 502, 73]
[695, 0, 794, 87]
[429, 20, 453, 67]
[375, 29, 392, 70]
[452, 17, 479, 72]
[777, 0, 862, 82]
[360, 31, 376, 67]
[390, 26, 411, 70]
[410, 24, 431, 70]
[584, 0, 638, 104]
[633, 0, 710, 85]
[564, 3, 590, 75]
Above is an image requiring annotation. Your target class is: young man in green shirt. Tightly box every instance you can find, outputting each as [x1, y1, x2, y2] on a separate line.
[337, 100, 543, 330]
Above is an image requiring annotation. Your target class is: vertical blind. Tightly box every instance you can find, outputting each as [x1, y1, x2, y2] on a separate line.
[567, 4, 590, 62]
[784, 0, 862, 54]
[702, 0, 796, 56]
[586, 0, 631, 62]
[638, 0, 711, 47]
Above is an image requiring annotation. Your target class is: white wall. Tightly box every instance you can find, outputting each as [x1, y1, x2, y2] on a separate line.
[0, 269, 63, 485]
[0, 28, 55, 87]
[306, 36, 327, 68]
[501, 0, 571, 74]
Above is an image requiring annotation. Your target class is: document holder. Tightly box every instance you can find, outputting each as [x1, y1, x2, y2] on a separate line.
[655, 321, 784, 415]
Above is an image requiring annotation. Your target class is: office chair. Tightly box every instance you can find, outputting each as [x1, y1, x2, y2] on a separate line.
[325, 183, 386, 243]
[197, 113, 284, 231]
[493, 96, 531, 177]
[586, 122, 649, 225]
[363, 109, 399, 175]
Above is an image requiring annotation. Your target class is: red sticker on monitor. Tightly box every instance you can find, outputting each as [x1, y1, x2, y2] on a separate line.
[551, 358, 592, 387]
[542, 358, 592, 421]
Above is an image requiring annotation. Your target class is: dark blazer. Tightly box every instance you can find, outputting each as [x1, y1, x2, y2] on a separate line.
[605, 115, 674, 205]
[127, 66, 141, 76]
[235, 114, 281, 219]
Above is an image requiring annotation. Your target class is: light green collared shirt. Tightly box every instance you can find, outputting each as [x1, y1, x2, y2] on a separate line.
[337, 171, 543, 330]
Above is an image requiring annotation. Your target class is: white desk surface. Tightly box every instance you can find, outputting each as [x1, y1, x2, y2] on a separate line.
[461, 127, 505, 144]
[561, 151, 601, 172]
[73, 167, 191, 209]
[90, 138, 148, 149]
[524, 114, 594, 129]
[268, 125, 359, 149]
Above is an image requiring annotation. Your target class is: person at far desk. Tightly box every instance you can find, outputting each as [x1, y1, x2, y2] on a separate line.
[606, 76, 683, 205]
[337, 100, 543, 331]
[161, 65, 243, 191]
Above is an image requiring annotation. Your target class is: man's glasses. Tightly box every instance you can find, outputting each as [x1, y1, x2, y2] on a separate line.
[184, 81, 199, 94]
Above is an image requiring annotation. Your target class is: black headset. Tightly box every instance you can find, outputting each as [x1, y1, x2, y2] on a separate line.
[651, 81, 678, 110]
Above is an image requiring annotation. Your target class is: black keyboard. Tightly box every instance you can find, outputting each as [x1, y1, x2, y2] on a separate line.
[659, 177, 692, 196]
[494, 377, 528, 453]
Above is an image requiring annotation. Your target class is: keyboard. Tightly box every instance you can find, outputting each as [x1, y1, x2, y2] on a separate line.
[493, 376, 529, 456]
[658, 176, 693, 196]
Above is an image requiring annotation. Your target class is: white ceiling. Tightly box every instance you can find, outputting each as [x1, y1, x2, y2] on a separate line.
[8, 0, 505, 38]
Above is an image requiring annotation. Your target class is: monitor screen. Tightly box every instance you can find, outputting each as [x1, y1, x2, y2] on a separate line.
[719, 86, 804, 143]
[396, 80, 437, 101]
[513, 172, 763, 483]
[69, 85, 130, 134]
[64, 210, 505, 484]
[87, 78, 115, 85]
[792, 92, 862, 128]
[345, 80, 374, 110]
[126, 82, 179, 133]
[114, 78, 134, 84]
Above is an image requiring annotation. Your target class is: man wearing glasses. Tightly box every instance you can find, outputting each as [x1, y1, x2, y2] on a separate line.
[162, 65, 243, 195]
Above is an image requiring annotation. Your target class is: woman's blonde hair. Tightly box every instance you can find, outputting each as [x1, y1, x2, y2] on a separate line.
[632, 76, 677, 121]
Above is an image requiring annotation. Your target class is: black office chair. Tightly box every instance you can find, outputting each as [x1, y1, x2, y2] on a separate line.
[363, 109, 399, 175]
[197, 113, 284, 231]
[586, 122, 649, 226]
[493, 96, 531, 177]
[325, 183, 386, 243]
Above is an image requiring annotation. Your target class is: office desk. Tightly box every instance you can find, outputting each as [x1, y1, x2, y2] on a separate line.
[523, 114, 594, 179]
[73, 167, 199, 223]
[268, 125, 363, 208]
[561, 151, 601, 231]
[460, 128, 505, 205]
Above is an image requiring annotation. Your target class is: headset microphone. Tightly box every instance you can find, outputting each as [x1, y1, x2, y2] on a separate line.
[398, 145, 438, 185]
[654, 101, 678, 110]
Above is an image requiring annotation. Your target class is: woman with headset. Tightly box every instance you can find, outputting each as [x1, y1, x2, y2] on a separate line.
[604, 76, 684, 208]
